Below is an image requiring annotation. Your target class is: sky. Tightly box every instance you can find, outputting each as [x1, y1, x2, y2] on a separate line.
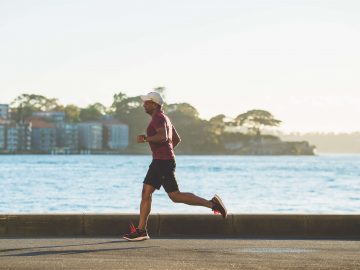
[1, 0, 359, 133]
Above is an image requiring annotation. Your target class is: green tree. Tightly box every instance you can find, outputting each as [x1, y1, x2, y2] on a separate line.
[10, 94, 61, 121]
[112, 95, 149, 148]
[154, 86, 166, 101]
[92, 102, 108, 115]
[64, 104, 81, 122]
[166, 103, 222, 153]
[111, 92, 127, 111]
[111, 92, 141, 117]
[209, 114, 227, 135]
[235, 109, 281, 136]
[79, 103, 106, 122]
[166, 103, 199, 118]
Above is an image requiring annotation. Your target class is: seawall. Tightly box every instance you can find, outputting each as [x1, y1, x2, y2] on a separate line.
[1, 214, 359, 239]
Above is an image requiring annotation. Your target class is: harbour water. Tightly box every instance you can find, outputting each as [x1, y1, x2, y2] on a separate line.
[0, 155, 359, 214]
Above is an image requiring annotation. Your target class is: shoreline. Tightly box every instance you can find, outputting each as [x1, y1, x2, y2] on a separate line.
[1, 152, 360, 156]
[0, 152, 316, 156]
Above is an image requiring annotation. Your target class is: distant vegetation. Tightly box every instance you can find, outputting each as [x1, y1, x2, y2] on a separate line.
[8, 89, 316, 155]
[280, 132, 360, 154]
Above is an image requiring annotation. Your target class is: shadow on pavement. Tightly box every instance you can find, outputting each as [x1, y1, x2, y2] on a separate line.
[0, 240, 129, 253]
[0, 240, 158, 257]
[1, 245, 159, 257]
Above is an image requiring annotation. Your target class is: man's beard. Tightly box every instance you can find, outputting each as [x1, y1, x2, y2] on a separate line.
[145, 108, 152, 115]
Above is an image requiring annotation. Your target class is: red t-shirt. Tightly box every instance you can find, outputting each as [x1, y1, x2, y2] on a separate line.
[147, 110, 175, 160]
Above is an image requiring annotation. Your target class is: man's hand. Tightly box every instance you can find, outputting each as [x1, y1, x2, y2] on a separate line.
[137, 134, 147, 143]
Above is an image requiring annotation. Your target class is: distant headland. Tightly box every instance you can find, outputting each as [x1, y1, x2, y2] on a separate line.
[0, 90, 315, 155]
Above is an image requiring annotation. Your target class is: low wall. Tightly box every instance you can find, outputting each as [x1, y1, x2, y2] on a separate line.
[1, 214, 360, 239]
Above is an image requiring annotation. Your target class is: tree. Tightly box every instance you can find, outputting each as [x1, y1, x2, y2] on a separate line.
[79, 103, 106, 122]
[10, 94, 61, 121]
[91, 102, 108, 115]
[112, 95, 149, 148]
[165, 103, 222, 153]
[154, 86, 166, 101]
[112, 91, 143, 118]
[166, 103, 199, 118]
[111, 92, 127, 111]
[11, 94, 60, 111]
[209, 114, 227, 135]
[235, 109, 281, 136]
[64, 104, 81, 122]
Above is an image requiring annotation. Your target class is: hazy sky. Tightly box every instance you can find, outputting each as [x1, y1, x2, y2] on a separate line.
[1, 0, 359, 133]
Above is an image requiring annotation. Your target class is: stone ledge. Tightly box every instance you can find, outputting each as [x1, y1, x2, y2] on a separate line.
[0, 214, 359, 239]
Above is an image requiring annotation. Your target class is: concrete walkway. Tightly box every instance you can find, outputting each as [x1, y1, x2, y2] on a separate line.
[1, 238, 360, 269]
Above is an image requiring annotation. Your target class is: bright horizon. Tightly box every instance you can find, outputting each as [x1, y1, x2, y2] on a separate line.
[1, 0, 359, 133]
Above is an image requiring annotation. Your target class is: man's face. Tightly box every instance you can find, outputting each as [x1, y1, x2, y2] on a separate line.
[143, 100, 158, 115]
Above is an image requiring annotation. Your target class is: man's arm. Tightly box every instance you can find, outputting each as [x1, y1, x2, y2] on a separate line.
[137, 126, 180, 147]
[172, 126, 181, 148]
[137, 127, 168, 143]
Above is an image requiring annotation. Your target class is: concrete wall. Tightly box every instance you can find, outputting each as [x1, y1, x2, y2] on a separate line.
[1, 214, 359, 239]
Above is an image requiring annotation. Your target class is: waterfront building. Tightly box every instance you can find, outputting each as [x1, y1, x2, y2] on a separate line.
[15, 122, 32, 151]
[0, 120, 31, 152]
[56, 123, 79, 152]
[27, 116, 56, 152]
[4, 123, 31, 152]
[32, 111, 65, 123]
[78, 122, 103, 150]
[105, 123, 129, 150]
[101, 117, 129, 150]
[6, 124, 18, 151]
[0, 104, 9, 119]
[0, 124, 5, 150]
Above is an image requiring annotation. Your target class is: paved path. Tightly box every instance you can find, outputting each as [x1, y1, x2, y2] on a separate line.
[1, 238, 360, 269]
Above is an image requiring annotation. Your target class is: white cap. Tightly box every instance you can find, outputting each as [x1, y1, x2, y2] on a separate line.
[140, 92, 164, 106]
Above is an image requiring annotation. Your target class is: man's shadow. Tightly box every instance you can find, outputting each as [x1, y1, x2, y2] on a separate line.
[0, 240, 159, 257]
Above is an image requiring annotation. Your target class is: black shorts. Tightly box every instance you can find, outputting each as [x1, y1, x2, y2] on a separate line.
[143, 159, 179, 193]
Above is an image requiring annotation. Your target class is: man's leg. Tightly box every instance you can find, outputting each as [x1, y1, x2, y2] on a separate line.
[138, 183, 156, 230]
[168, 191, 228, 219]
[167, 191, 213, 208]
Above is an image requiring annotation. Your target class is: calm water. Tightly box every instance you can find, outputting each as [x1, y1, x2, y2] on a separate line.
[0, 155, 359, 214]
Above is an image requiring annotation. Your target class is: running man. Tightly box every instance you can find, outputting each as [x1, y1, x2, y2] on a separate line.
[123, 92, 227, 241]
